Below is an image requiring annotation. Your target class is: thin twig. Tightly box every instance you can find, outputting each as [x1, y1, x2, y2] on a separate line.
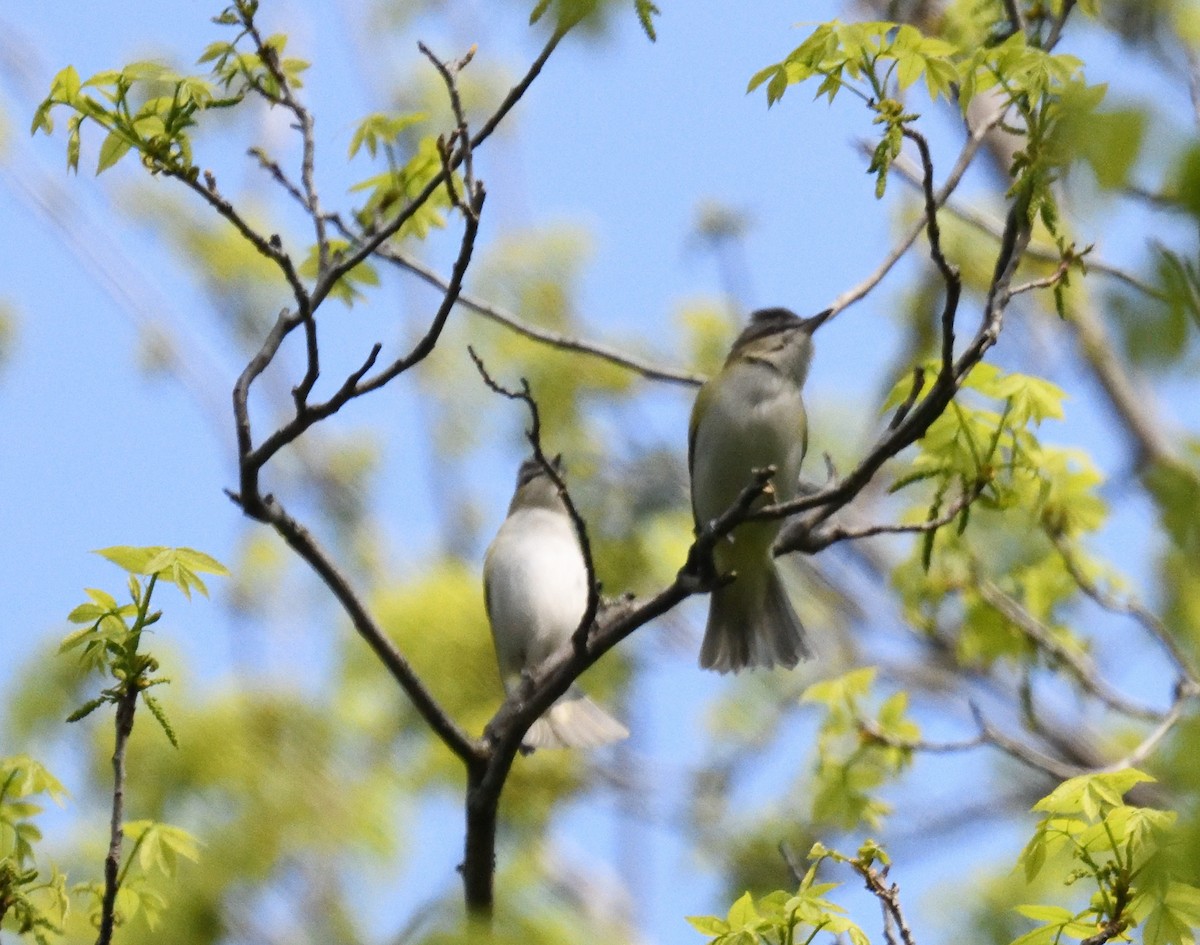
[1001, 0, 1028, 36]
[975, 578, 1165, 722]
[827, 108, 1004, 318]
[1008, 258, 1072, 297]
[1042, 0, 1077, 50]
[854, 862, 917, 945]
[811, 479, 985, 549]
[466, 346, 601, 647]
[96, 688, 137, 945]
[887, 366, 925, 431]
[227, 490, 484, 765]
[857, 716, 985, 754]
[257, 167, 705, 388]
[772, 123, 1017, 556]
[315, 28, 567, 309]
[238, 10, 325, 404]
[419, 43, 479, 220]
[170, 169, 310, 317]
[373, 244, 705, 386]
[244, 186, 484, 473]
[1048, 532, 1200, 685]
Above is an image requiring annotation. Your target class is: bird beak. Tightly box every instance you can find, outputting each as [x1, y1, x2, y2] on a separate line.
[801, 308, 832, 333]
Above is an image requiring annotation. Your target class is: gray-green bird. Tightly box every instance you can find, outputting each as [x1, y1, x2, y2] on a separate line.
[483, 456, 629, 749]
[688, 306, 828, 672]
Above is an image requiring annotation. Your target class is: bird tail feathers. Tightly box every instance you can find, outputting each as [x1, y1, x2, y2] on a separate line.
[699, 563, 810, 673]
[524, 692, 629, 750]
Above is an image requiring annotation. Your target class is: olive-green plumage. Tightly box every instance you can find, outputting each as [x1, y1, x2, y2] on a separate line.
[688, 307, 828, 672]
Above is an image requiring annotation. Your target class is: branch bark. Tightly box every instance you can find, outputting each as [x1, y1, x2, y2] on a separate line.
[96, 689, 137, 945]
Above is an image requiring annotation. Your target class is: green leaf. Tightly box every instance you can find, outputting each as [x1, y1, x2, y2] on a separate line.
[95, 545, 166, 574]
[686, 915, 731, 936]
[802, 667, 877, 707]
[1015, 904, 1075, 923]
[1032, 769, 1155, 817]
[141, 692, 179, 748]
[66, 696, 108, 723]
[726, 891, 758, 928]
[96, 130, 133, 174]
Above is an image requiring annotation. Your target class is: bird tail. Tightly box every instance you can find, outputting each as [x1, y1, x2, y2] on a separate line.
[699, 562, 810, 673]
[524, 691, 629, 750]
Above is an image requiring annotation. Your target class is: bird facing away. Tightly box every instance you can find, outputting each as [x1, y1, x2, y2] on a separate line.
[688, 306, 829, 672]
[483, 456, 629, 749]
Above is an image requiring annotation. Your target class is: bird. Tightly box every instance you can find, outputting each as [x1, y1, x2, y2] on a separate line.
[483, 455, 629, 749]
[688, 306, 829, 673]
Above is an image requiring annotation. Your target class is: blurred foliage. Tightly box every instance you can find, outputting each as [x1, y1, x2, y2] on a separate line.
[0, 302, 17, 371]
[11, 0, 1200, 943]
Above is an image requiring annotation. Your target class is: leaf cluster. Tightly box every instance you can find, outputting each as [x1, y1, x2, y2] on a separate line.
[1014, 769, 1200, 945]
[748, 19, 1094, 218]
[528, 0, 660, 40]
[30, 0, 306, 178]
[75, 821, 201, 934]
[686, 868, 868, 945]
[885, 361, 1077, 567]
[801, 668, 919, 830]
[0, 757, 69, 945]
[886, 361, 1117, 673]
[59, 546, 228, 744]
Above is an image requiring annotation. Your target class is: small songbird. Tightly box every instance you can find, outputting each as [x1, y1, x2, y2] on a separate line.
[688, 306, 829, 673]
[483, 455, 629, 749]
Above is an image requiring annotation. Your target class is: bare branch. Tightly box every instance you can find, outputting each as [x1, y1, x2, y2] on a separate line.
[419, 43, 479, 218]
[808, 479, 985, 549]
[245, 183, 484, 473]
[373, 244, 705, 386]
[258, 161, 704, 388]
[1043, 0, 1078, 50]
[466, 346, 601, 646]
[827, 108, 1004, 318]
[1048, 532, 1200, 686]
[771, 122, 1031, 558]
[96, 689, 137, 945]
[887, 366, 925, 431]
[1002, 0, 1028, 37]
[974, 578, 1166, 722]
[858, 716, 985, 754]
[228, 490, 483, 765]
[853, 862, 918, 945]
[316, 28, 567, 309]
[169, 169, 310, 317]
[888, 152, 1166, 302]
[1008, 258, 1072, 297]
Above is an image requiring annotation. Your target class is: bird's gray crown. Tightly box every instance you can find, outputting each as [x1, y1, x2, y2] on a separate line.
[515, 453, 565, 489]
[730, 307, 830, 355]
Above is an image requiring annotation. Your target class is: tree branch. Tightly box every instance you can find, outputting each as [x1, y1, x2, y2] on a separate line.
[826, 108, 1004, 318]
[853, 861, 918, 945]
[96, 688, 137, 945]
[315, 28, 567, 309]
[373, 244, 705, 386]
[1048, 531, 1200, 686]
[229, 490, 484, 765]
[466, 347, 601, 646]
[974, 578, 1165, 722]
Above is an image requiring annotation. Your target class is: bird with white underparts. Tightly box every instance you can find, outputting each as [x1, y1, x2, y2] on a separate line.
[688, 306, 829, 673]
[483, 455, 629, 749]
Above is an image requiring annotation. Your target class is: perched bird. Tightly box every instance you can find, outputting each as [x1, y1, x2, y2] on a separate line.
[483, 455, 629, 749]
[688, 306, 829, 673]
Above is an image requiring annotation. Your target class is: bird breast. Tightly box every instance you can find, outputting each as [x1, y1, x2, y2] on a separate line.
[691, 361, 807, 524]
[484, 508, 587, 681]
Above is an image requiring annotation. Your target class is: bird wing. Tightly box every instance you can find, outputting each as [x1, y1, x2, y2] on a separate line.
[481, 543, 496, 621]
[687, 379, 716, 525]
